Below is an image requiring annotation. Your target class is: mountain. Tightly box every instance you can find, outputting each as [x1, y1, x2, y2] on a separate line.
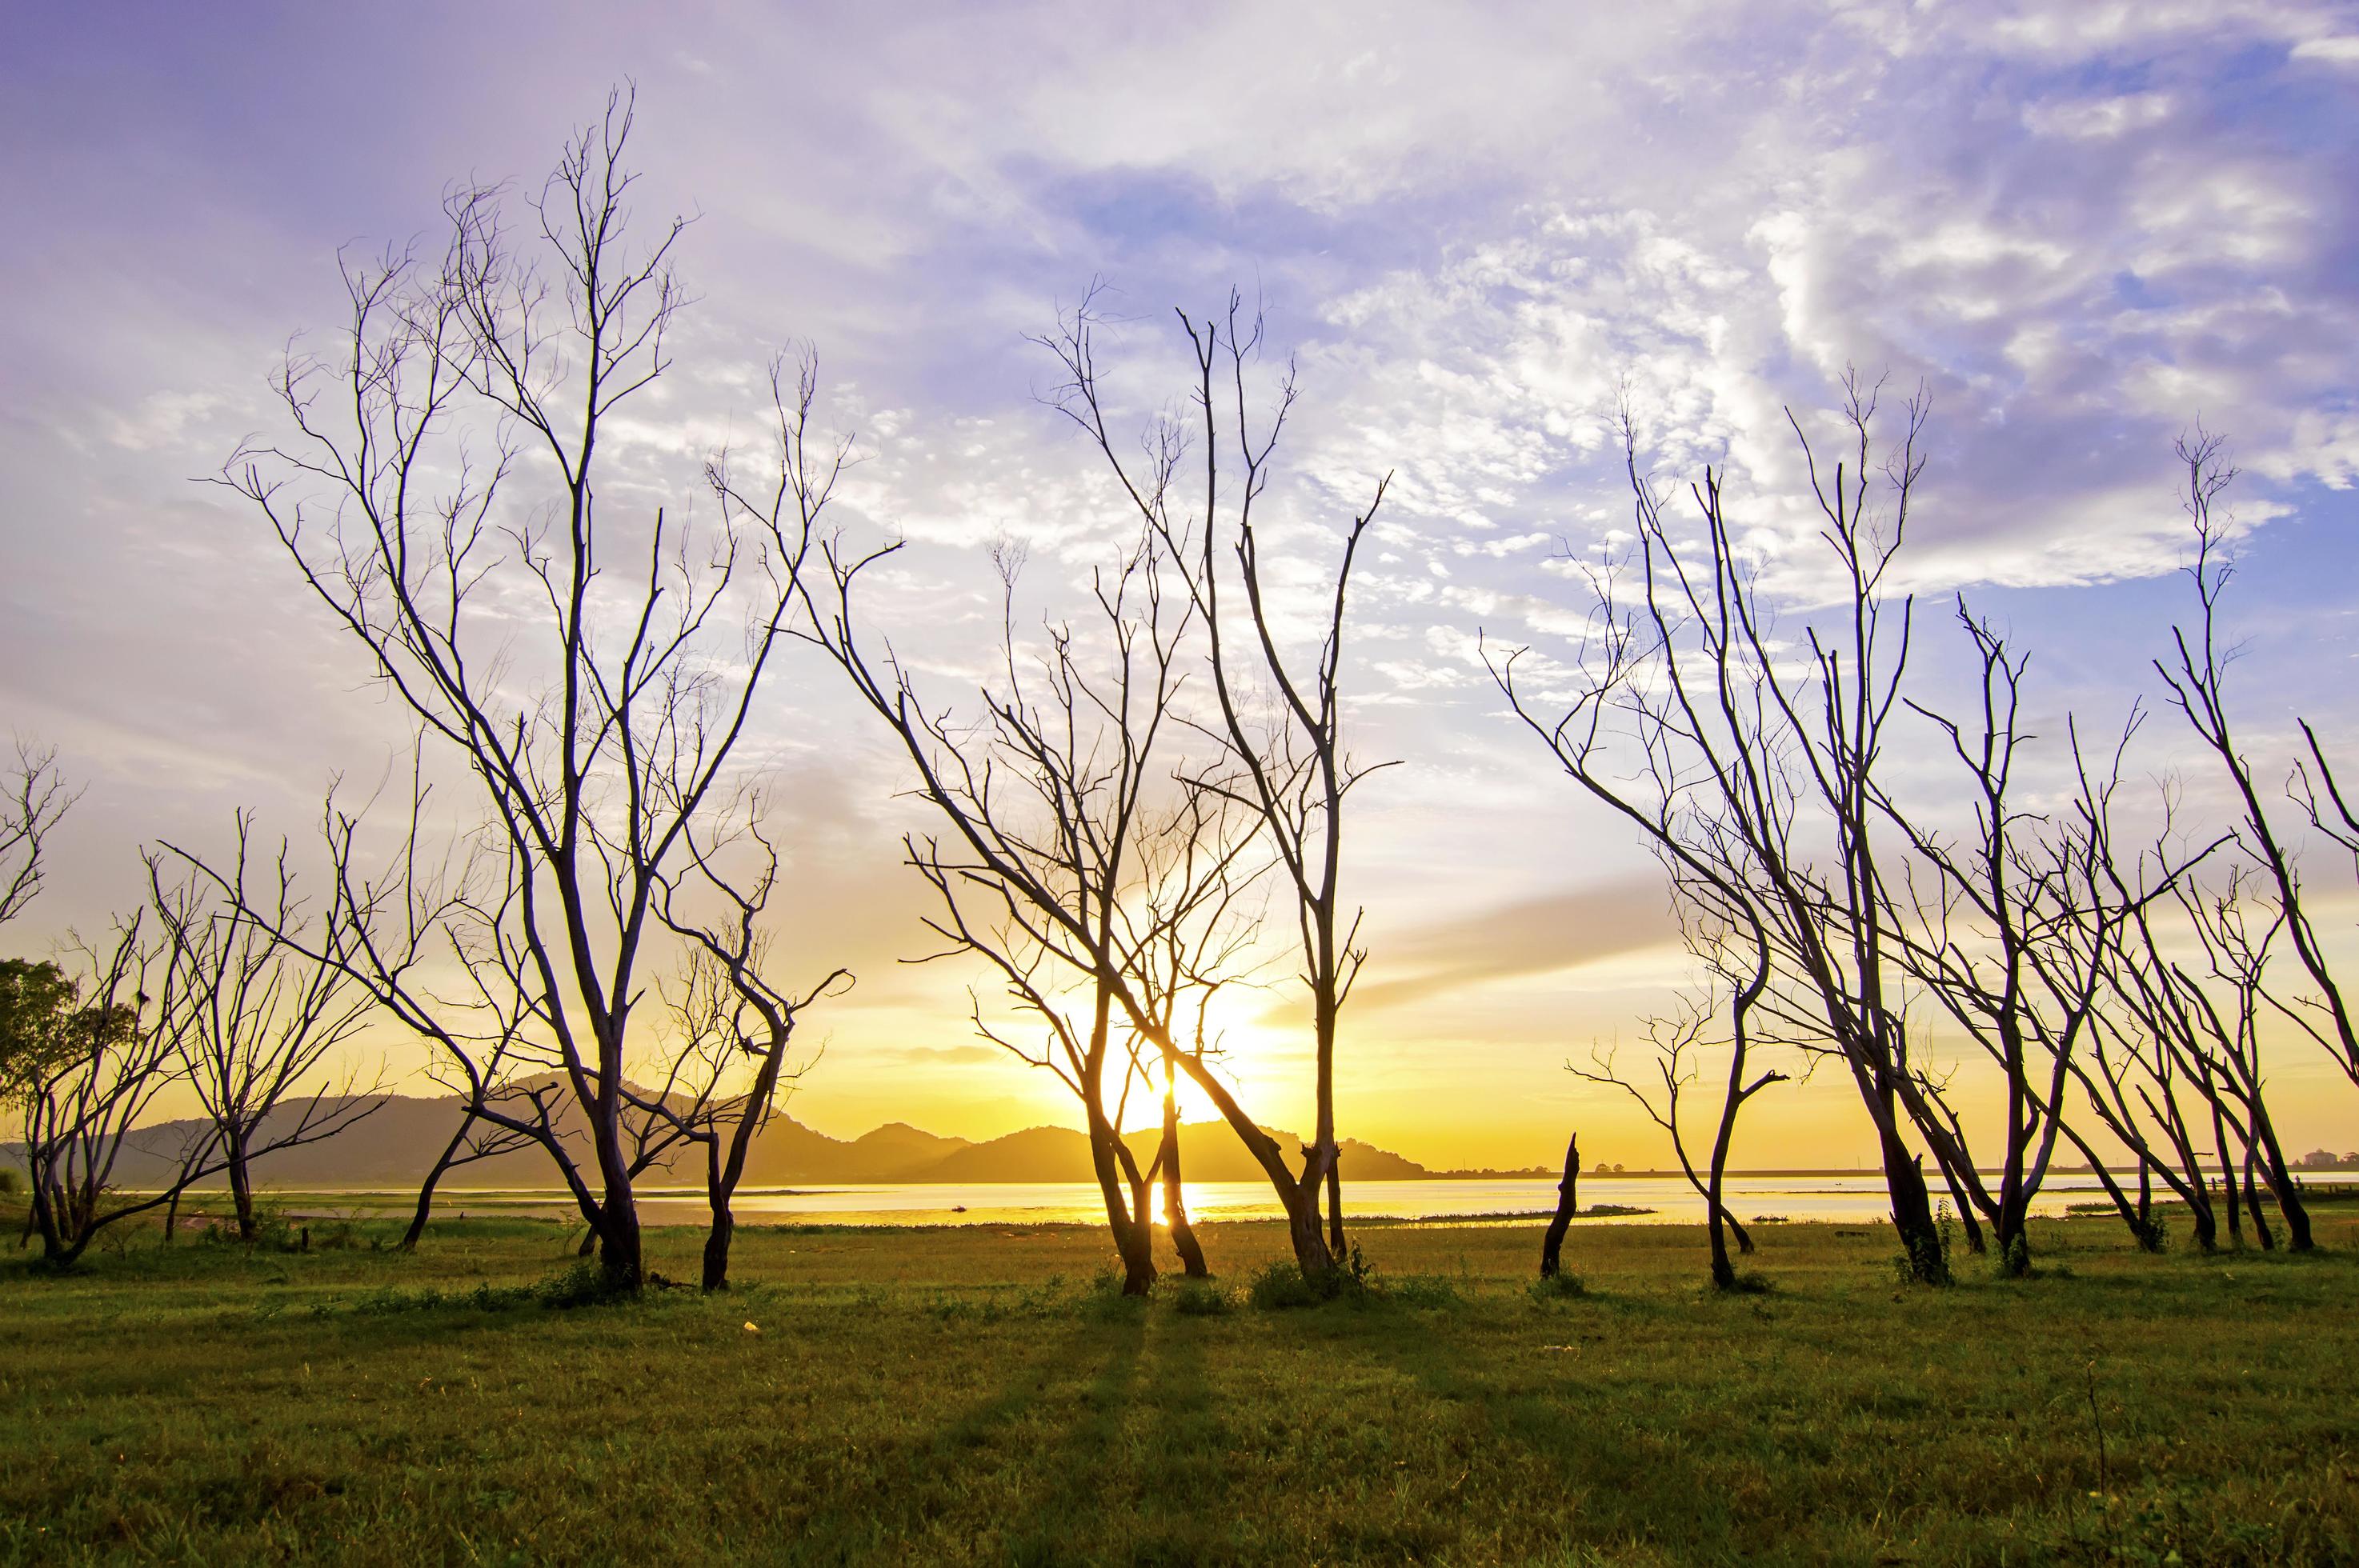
[731, 1116, 973, 1185]
[11, 1083, 1435, 1190]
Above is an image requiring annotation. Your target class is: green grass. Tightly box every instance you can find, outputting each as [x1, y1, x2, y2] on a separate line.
[4, 1202, 2357, 1565]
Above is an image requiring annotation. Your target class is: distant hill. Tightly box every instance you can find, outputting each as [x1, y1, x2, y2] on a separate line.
[6, 1083, 1436, 1190]
[911, 1124, 1431, 1186]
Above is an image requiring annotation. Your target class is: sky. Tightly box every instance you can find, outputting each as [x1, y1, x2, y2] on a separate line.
[2, 0, 2357, 1172]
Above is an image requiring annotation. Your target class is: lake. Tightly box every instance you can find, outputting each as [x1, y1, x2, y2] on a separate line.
[514, 1171, 2151, 1228]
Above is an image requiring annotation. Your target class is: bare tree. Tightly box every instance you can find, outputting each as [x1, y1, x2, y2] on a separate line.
[190, 94, 843, 1292]
[1491, 560, 1788, 1291]
[398, 1095, 540, 1251]
[804, 518, 1248, 1293]
[2141, 871, 2309, 1250]
[145, 831, 382, 1242]
[2022, 774, 2220, 1251]
[2158, 435, 2357, 1097]
[1119, 781, 1267, 1280]
[1539, 1130, 1579, 1280]
[1, 746, 78, 1129]
[1501, 378, 1954, 1282]
[0, 742, 78, 933]
[9, 920, 209, 1264]
[1509, 384, 1972, 1282]
[659, 809, 851, 1290]
[1868, 614, 2171, 1273]
[1035, 291, 1392, 1276]
[1565, 987, 1783, 1287]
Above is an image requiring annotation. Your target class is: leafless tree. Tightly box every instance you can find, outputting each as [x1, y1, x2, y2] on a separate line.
[1491, 559, 1788, 1291]
[1566, 984, 1783, 1287]
[805, 518, 1249, 1293]
[0, 742, 78, 933]
[658, 808, 851, 1290]
[2117, 869, 2310, 1250]
[1116, 779, 1268, 1278]
[1500, 378, 1953, 1282]
[2016, 775, 2217, 1251]
[1035, 290, 1391, 1276]
[1539, 1131, 1580, 1280]
[1867, 614, 2177, 1273]
[9, 920, 211, 1264]
[2159, 435, 2357, 1098]
[1, 746, 78, 1136]
[145, 830, 382, 1242]
[187, 94, 843, 1292]
[398, 1095, 540, 1251]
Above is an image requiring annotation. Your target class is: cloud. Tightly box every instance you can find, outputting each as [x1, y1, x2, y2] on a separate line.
[2290, 35, 2359, 64]
[1350, 877, 1680, 1014]
[2, 0, 2353, 1160]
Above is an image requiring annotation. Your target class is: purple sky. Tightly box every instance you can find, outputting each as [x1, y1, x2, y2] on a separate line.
[3, 2, 2356, 1166]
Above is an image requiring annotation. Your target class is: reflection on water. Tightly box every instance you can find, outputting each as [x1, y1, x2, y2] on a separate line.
[603, 1173, 2139, 1228]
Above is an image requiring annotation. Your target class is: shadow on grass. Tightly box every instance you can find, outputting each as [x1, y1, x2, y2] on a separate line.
[1312, 1294, 1744, 1562]
[1000, 1306, 1149, 1566]
[763, 1302, 1141, 1562]
[1131, 1319, 1235, 1562]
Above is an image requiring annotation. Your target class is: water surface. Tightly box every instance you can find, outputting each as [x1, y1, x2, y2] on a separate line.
[557, 1172, 2145, 1228]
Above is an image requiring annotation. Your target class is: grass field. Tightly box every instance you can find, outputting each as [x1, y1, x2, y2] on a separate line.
[3, 1201, 2356, 1566]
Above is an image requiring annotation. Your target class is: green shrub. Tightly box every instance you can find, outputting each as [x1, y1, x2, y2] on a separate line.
[1170, 1279, 1233, 1316]
[1386, 1274, 1462, 1310]
[2000, 1230, 2033, 1278]
[0, 1166, 22, 1196]
[1247, 1258, 1329, 1310]
[1529, 1270, 1588, 1300]
[536, 1259, 623, 1309]
[1247, 1245, 1388, 1310]
[1893, 1205, 1954, 1286]
[310, 1219, 366, 1251]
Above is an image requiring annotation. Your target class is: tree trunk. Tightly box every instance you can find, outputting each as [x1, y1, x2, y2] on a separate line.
[2249, 1109, 2315, 1252]
[1171, 1043, 1332, 1277]
[162, 1186, 182, 1246]
[2093, 1164, 2154, 1251]
[702, 1020, 798, 1294]
[2242, 1150, 2276, 1250]
[1315, 984, 1344, 1262]
[1958, 1198, 1993, 1258]
[1087, 1106, 1155, 1296]
[227, 1131, 256, 1243]
[1324, 1156, 1344, 1258]
[1155, 1078, 1208, 1278]
[2200, 1094, 2240, 1248]
[2265, 1159, 2314, 1253]
[1541, 1133, 1580, 1279]
[1111, 1134, 1157, 1282]
[1888, 1154, 1947, 1283]
[1285, 1170, 1332, 1282]
[33, 1175, 86, 1266]
[2186, 1184, 2217, 1253]
[592, 1101, 643, 1293]
[1866, 1081, 1948, 1284]
[26, 1176, 55, 1254]
[399, 1162, 446, 1252]
[702, 1202, 734, 1293]
[1932, 1144, 1990, 1256]
[399, 1116, 475, 1253]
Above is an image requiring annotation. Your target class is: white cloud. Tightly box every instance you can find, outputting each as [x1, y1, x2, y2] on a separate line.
[2, 0, 2354, 1151]
[2291, 35, 2359, 64]
[2023, 92, 2177, 139]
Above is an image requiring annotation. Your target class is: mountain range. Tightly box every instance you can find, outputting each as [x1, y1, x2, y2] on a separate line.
[46, 1084, 1445, 1191]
